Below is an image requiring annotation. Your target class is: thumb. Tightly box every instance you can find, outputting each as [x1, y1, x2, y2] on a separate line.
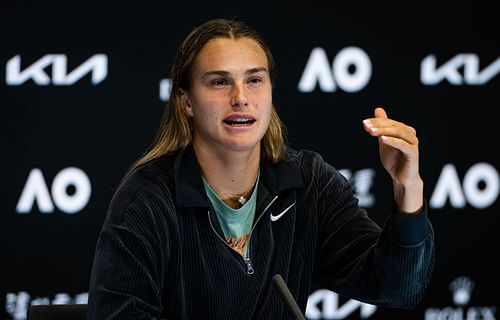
[374, 107, 388, 119]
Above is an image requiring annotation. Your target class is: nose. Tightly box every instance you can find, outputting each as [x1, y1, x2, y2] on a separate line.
[230, 83, 248, 108]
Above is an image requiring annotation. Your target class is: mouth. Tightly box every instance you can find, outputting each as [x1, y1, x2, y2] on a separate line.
[223, 114, 256, 127]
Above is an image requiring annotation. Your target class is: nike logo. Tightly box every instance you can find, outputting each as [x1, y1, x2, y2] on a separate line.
[270, 202, 296, 222]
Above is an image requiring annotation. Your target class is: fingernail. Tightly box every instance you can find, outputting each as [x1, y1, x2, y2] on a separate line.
[363, 119, 373, 127]
[381, 135, 389, 140]
[370, 127, 379, 132]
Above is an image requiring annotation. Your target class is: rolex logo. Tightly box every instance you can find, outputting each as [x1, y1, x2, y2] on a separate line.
[425, 276, 496, 320]
[449, 277, 475, 306]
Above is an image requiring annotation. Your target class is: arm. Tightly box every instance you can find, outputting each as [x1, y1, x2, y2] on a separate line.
[87, 181, 172, 319]
[311, 106, 434, 308]
[312, 163, 434, 308]
[362, 107, 423, 214]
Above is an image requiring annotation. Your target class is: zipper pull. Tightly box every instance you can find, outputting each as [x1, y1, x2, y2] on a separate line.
[245, 258, 255, 275]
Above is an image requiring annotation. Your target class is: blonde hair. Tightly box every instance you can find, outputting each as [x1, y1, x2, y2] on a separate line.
[127, 18, 287, 176]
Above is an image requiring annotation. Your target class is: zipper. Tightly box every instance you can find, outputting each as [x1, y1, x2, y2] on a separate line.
[244, 258, 254, 274]
[207, 195, 279, 275]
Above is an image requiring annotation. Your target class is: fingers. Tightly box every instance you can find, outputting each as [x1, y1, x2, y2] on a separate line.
[379, 135, 418, 159]
[363, 108, 418, 146]
[374, 107, 387, 119]
[363, 122, 419, 145]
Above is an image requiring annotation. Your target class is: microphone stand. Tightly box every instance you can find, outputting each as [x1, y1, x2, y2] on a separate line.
[272, 274, 305, 320]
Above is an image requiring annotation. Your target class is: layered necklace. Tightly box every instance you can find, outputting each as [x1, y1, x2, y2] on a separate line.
[207, 172, 259, 206]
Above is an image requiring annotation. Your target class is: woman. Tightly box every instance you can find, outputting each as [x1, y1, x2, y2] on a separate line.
[88, 18, 434, 319]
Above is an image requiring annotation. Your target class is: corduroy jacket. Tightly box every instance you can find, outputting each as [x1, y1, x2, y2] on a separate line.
[88, 147, 434, 319]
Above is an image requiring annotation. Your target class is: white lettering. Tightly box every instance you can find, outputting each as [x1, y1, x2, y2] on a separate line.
[306, 289, 376, 319]
[6, 55, 52, 85]
[159, 78, 172, 102]
[298, 48, 336, 92]
[298, 47, 371, 93]
[6, 54, 108, 86]
[5, 292, 30, 320]
[430, 163, 499, 209]
[52, 293, 72, 305]
[430, 164, 466, 208]
[332, 47, 372, 92]
[6, 291, 89, 320]
[421, 54, 500, 85]
[339, 168, 375, 207]
[16, 167, 91, 214]
[51, 55, 107, 85]
[51, 167, 92, 214]
[463, 163, 499, 209]
[425, 307, 496, 320]
[16, 169, 54, 213]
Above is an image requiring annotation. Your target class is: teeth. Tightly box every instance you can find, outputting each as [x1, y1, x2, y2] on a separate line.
[224, 118, 255, 124]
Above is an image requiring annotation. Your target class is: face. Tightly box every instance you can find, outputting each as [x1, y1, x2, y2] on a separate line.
[184, 37, 273, 155]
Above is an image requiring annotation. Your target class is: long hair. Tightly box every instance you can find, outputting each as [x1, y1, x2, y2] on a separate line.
[127, 18, 287, 177]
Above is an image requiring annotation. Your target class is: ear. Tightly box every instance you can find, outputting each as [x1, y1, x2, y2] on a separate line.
[180, 90, 194, 117]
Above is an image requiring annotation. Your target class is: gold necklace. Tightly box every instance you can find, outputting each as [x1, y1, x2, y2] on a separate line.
[207, 176, 258, 206]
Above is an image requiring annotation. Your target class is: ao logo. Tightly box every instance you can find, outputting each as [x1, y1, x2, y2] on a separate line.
[306, 290, 377, 319]
[421, 54, 500, 85]
[430, 163, 499, 209]
[298, 47, 372, 93]
[5, 54, 108, 85]
[16, 167, 91, 214]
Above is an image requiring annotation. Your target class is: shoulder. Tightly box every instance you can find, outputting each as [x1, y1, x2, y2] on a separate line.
[106, 153, 178, 224]
[286, 147, 350, 190]
[286, 147, 339, 173]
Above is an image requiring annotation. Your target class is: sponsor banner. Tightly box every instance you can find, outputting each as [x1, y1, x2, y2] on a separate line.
[425, 277, 497, 320]
[5, 54, 108, 86]
[1, 3, 498, 320]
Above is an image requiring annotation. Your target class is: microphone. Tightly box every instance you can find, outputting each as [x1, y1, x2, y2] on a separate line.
[272, 274, 305, 320]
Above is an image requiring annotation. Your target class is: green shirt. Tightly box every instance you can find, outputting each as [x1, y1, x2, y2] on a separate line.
[203, 175, 259, 258]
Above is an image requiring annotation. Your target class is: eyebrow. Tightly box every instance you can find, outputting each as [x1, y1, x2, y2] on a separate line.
[202, 67, 268, 78]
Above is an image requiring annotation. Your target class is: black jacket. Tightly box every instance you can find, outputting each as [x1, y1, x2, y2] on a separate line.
[88, 147, 434, 319]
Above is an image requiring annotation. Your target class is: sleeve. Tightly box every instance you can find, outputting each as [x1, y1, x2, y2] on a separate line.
[87, 181, 173, 320]
[310, 153, 435, 309]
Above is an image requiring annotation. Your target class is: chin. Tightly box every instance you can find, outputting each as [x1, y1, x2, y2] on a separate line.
[225, 140, 261, 152]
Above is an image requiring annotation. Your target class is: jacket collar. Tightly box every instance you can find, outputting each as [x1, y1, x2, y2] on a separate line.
[174, 146, 303, 208]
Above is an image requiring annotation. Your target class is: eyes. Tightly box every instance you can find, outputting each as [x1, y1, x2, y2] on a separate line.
[211, 78, 229, 87]
[209, 76, 264, 88]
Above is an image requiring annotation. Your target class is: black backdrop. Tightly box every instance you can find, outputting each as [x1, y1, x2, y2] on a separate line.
[1, 2, 499, 319]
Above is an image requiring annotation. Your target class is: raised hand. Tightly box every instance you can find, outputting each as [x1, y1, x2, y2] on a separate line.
[362, 107, 424, 214]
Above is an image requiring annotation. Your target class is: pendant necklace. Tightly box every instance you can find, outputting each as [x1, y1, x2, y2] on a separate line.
[207, 175, 258, 206]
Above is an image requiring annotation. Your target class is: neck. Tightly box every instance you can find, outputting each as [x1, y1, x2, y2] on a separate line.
[193, 141, 260, 199]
